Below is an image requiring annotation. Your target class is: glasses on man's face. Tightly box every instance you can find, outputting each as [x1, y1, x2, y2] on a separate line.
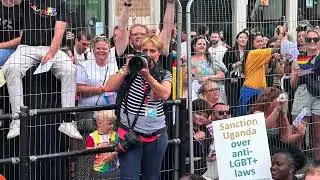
[305, 37, 320, 43]
[206, 88, 220, 93]
[217, 110, 230, 116]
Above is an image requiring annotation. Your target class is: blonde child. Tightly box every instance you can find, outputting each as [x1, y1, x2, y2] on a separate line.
[86, 110, 119, 179]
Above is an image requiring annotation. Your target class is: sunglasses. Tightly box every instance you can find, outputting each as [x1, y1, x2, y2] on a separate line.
[217, 110, 230, 116]
[305, 37, 320, 43]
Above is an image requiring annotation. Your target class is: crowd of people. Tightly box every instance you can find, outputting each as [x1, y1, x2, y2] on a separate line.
[1, 0, 320, 179]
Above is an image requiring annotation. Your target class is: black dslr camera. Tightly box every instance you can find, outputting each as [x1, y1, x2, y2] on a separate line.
[117, 130, 141, 153]
[128, 53, 155, 73]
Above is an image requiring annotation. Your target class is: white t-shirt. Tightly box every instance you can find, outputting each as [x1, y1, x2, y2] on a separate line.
[208, 44, 228, 64]
[74, 48, 94, 63]
[76, 47, 118, 106]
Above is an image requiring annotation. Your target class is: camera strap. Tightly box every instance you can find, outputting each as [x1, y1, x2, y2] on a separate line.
[124, 79, 151, 130]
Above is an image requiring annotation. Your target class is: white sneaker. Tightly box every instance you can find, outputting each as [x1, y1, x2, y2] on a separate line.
[7, 120, 20, 139]
[58, 121, 83, 140]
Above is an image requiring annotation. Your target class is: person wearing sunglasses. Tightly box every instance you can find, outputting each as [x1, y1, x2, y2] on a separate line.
[114, 0, 174, 68]
[211, 103, 231, 121]
[290, 28, 320, 164]
[249, 87, 305, 156]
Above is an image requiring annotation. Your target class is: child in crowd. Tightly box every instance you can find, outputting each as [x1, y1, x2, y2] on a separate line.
[86, 110, 119, 179]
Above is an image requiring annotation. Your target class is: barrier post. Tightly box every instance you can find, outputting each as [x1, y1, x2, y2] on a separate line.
[19, 106, 30, 180]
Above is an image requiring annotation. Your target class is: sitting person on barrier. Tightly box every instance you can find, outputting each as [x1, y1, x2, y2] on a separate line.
[86, 110, 119, 179]
[270, 147, 306, 180]
[76, 36, 118, 107]
[3, 0, 80, 139]
[290, 28, 320, 164]
[249, 87, 306, 155]
[191, 35, 227, 104]
[0, 0, 22, 66]
[304, 164, 320, 180]
[237, 28, 284, 116]
[104, 35, 172, 179]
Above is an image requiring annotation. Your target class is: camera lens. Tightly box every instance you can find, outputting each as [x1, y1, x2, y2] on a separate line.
[129, 56, 145, 72]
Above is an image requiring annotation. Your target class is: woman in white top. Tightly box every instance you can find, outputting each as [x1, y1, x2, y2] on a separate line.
[76, 36, 118, 106]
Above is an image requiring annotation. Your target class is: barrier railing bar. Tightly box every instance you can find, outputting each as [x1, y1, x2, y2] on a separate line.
[0, 157, 20, 164]
[30, 146, 116, 161]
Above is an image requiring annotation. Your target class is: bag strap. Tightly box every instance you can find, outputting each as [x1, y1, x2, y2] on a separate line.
[124, 80, 151, 130]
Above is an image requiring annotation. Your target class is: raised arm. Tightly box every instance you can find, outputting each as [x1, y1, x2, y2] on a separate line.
[115, 0, 132, 56]
[159, 0, 175, 56]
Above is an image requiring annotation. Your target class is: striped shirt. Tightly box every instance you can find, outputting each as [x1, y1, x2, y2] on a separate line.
[121, 71, 172, 117]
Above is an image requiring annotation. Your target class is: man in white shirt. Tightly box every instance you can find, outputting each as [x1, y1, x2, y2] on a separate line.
[208, 31, 228, 65]
[67, 30, 93, 64]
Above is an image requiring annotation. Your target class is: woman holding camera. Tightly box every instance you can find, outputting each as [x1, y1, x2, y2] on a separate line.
[105, 35, 172, 180]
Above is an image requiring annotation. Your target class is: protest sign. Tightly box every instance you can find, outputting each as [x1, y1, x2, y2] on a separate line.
[208, 113, 271, 180]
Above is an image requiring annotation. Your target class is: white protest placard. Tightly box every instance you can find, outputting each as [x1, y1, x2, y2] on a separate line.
[208, 113, 271, 180]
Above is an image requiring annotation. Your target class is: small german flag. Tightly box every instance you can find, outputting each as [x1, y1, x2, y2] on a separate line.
[297, 55, 313, 65]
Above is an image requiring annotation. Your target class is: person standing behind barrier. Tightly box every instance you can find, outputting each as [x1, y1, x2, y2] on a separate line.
[3, 0, 80, 139]
[237, 29, 284, 116]
[86, 110, 119, 180]
[202, 103, 231, 180]
[249, 87, 306, 155]
[223, 30, 249, 116]
[70, 30, 92, 64]
[270, 147, 306, 180]
[0, 0, 22, 66]
[76, 36, 118, 107]
[188, 99, 212, 176]
[104, 36, 172, 180]
[191, 36, 226, 104]
[199, 80, 221, 107]
[290, 28, 320, 164]
[114, 0, 174, 69]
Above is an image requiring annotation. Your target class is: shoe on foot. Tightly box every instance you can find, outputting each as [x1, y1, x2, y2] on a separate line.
[7, 119, 20, 139]
[58, 121, 83, 140]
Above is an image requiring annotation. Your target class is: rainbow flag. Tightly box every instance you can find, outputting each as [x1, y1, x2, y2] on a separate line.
[297, 55, 312, 65]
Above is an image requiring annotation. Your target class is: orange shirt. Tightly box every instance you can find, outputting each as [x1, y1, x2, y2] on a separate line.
[244, 48, 272, 89]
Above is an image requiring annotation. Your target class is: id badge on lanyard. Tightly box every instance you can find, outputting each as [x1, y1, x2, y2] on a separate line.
[143, 81, 157, 118]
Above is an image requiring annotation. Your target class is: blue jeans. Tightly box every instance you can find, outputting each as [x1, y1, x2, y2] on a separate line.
[237, 86, 262, 116]
[119, 133, 168, 180]
[0, 49, 15, 66]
